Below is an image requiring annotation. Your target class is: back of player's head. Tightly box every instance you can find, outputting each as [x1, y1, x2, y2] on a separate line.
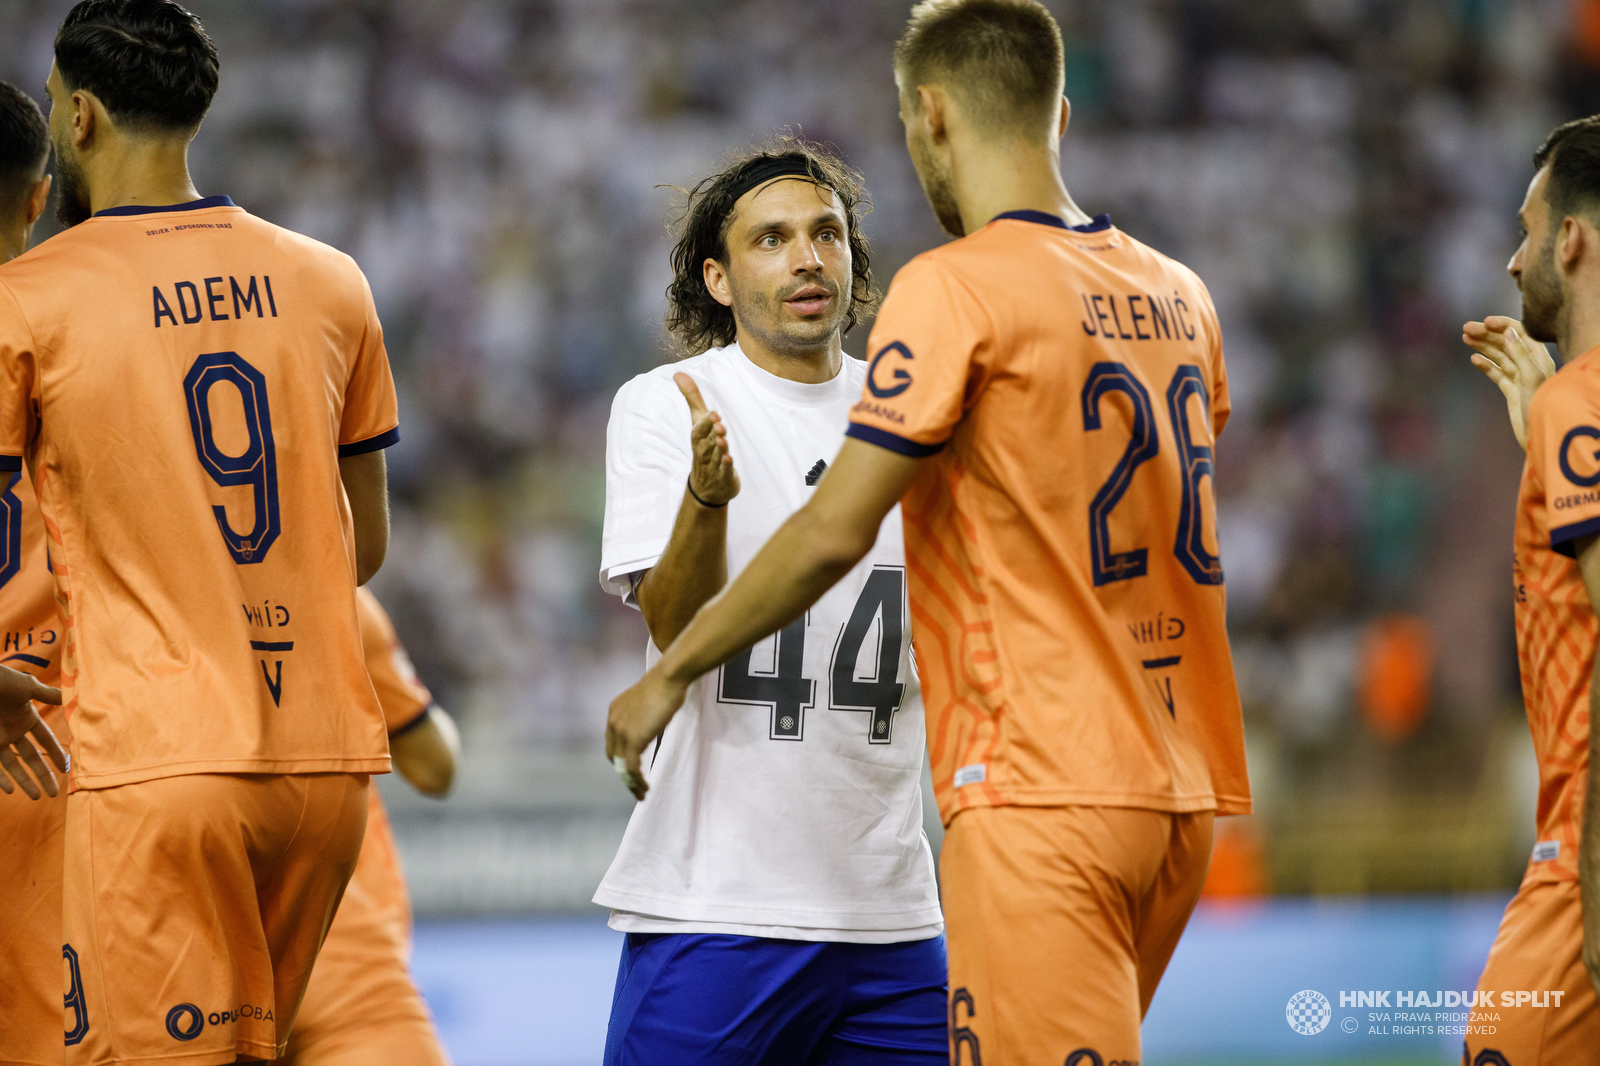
[0, 82, 49, 220]
[665, 135, 878, 356]
[55, 0, 219, 134]
[895, 0, 1064, 143]
[1535, 115, 1600, 227]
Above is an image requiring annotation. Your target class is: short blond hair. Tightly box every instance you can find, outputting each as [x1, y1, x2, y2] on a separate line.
[894, 0, 1065, 141]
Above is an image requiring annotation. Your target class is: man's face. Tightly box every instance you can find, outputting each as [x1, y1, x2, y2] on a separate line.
[1510, 166, 1564, 344]
[899, 87, 963, 239]
[717, 178, 852, 357]
[45, 65, 91, 228]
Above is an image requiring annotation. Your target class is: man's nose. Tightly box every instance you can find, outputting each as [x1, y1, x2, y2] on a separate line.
[793, 237, 824, 272]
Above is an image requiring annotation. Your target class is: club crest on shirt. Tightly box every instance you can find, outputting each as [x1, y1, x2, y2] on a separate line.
[1558, 425, 1600, 487]
[867, 341, 915, 398]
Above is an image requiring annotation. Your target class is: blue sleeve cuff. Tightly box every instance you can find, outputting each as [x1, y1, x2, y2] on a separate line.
[1551, 515, 1600, 558]
[845, 422, 946, 458]
[0, 455, 22, 473]
[338, 426, 400, 458]
[388, 704, 435, 738]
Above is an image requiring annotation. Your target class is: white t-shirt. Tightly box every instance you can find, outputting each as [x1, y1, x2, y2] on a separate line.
[594, 342, 942, 943]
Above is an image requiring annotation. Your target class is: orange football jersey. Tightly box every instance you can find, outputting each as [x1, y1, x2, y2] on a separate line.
[341, 587, 434, 948]
[358, 587, 433, 737]
[1511, 348, 1600, 883]
[0, 465, 69, 1066]
[0, 465, 62, 685]
[0, 197, 398, 790]
[847, 211, 1250, 824]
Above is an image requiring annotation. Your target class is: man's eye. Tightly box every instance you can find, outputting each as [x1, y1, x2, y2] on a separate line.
[761, 235, 780, 248]
[819, 231, 837, 242]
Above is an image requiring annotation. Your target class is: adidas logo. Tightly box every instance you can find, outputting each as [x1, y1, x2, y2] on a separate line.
[805, 460, 827, 486]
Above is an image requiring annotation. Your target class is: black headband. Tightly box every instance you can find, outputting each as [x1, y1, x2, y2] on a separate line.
[725, 155, 825, 208]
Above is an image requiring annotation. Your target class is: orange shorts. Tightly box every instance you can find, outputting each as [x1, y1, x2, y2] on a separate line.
[63, 772, 369, 1066]
[940, 804, 1214, 1066]
[1466, 877, 1600, 1066]
[0, 707, 68, 1066]
[282, 792, 450, 1066]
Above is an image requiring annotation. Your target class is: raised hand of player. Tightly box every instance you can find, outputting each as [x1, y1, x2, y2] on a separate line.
[1465, 316, 1557, 451]
[0, 664, 65, 800]
[675, 373, 739, 506]
[606, 666, 689, 801]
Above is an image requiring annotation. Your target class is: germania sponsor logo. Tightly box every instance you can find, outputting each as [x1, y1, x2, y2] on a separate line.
[850, 400, 904, 425]
[1286, 989, 1332, 1035]
[1552, 490, 1600, 510]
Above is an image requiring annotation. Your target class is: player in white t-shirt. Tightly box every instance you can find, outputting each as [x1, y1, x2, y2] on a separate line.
[596, 142, 947, 1064]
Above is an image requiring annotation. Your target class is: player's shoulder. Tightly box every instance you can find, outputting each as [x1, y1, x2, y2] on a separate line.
[891, 239, 980, 290]
[236, 211, 369, 288]
[1533, 349, 1600, 417]
[615, 345, 737, 407]
[0, 223, 95, 287]
[1120, 231, 1211, 295]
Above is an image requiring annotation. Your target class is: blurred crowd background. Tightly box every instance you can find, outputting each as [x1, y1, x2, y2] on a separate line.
[2, 0, 1594, 910]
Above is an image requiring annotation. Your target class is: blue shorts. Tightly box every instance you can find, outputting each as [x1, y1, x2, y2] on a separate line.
[603, 932, 949, 1065]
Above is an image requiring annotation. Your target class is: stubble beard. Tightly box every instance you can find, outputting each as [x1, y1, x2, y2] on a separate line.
[911, 133, 964, 239]
[1519, 233, 1564, 346]
[731, 275, 846, 362]
[54, 144, 91, 228]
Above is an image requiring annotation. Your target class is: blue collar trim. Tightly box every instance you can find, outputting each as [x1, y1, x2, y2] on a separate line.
[992, 209, 1112, 233]
[93, 195, 236, 219]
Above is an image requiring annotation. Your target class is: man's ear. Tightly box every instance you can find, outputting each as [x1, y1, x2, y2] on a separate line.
[1058, 94, 1071, 138]
[69, 89, 99, 151]
[1557, 215, 1587, 275]
[702, 257, 733, 309]
[916, 85, 947, 143]
[24, 174, 50, 228]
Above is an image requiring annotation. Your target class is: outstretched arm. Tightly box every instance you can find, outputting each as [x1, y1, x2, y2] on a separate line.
[606, 437, 923, 798]
[1465, 316, 1557, 450]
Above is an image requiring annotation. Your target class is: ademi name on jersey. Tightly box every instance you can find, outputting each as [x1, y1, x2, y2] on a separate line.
[152, 276, 278, 327]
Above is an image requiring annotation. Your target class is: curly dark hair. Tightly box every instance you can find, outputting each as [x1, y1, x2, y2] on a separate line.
[56, 0, 219, 132]
[664, 135, 879, 356]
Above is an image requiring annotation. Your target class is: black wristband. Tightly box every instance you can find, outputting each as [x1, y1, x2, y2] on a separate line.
[686, 478, 727, 508]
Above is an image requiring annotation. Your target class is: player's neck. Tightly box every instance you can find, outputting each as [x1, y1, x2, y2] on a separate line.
[1559, 272, 1600, 363]
[734, 332, 842, 385]
[0, 218, 27, 264]
[951, 138, 1091, 238]
[83, 138, 202, 216]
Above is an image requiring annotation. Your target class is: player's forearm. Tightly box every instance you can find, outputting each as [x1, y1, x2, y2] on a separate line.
[637, 487, 730, 649]
[339, 451, 390, 585]
[391, 707, 458, 797]
[656, 499, 873, 686]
